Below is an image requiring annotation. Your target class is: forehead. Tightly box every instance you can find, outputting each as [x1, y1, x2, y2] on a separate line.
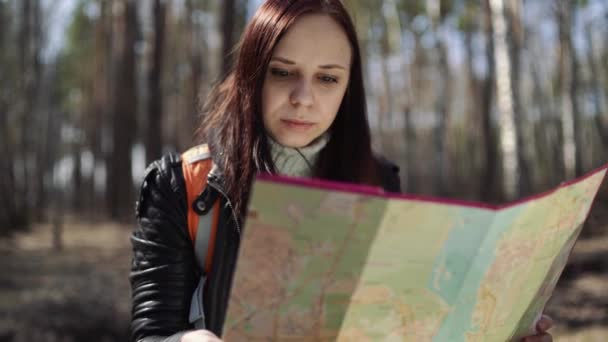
[272, 14, 352, 67]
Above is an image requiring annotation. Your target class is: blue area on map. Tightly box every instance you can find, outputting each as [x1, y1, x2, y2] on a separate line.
[430, 205, 525, 341]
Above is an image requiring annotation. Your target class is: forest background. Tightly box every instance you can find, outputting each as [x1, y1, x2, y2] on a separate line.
[1, 0, 607, 340]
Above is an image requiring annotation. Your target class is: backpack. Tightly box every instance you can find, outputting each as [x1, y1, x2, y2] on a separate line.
[181, 144, 221, 329]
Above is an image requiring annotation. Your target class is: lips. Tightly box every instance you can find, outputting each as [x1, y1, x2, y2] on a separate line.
[280, 119, 316, 130]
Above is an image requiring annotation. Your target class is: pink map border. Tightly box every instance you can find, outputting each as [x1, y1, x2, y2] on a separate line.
[255, 162, 608, 211]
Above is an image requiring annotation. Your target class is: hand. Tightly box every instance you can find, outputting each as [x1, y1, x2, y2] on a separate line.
[181, 330, 223, 342]
[520, 315, 553, 342]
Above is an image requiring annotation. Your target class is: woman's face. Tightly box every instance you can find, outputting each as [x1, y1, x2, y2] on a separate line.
[262, 14, 352, 148]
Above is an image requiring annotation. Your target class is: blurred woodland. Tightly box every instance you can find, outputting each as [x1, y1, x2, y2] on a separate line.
[1, 0, 608, 341]
[1, 0, 608, 226]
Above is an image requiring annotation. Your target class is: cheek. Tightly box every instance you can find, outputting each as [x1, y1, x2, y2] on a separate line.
[262, 81, 286, 119]
[261, 81, 271, 117]
[261, 83, 278, 129]
[319, 88, 346, 123]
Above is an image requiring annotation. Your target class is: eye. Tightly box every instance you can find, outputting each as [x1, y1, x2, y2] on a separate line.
[270, 68, 291, 78]
[319, 74, 338, 84]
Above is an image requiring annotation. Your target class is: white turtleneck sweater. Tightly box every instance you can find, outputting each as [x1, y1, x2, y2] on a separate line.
[267, 133, 330, 178]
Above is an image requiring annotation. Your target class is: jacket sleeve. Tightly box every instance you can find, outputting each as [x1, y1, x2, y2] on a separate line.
[130, 155, 197, 342]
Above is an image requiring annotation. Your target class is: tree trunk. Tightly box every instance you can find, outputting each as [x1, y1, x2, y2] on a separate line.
[585, 23, 608, 151]
[603, 43, 608, 127]
[378, 15, 393, 154]
[435, 41, 450, 195]
[481, 0, 499, 202]
[72, 143, 83, 211]
[527, 34, 559, 188]
[17, 0, 33, 224]
[183, 0, 206, 149]
[377, 0, 406, 157]
[0, 101, 20, 232]
[395, 11, 415, 194]
[108, 0, 138, 221]
[221, 0, 237, 77]
[45, 66, 65, 247]
[33, 75, 51, 222]
[520, 5, 563, 185]
[464, 29, 480, 178]
[52, 165, 65, 252]
[567, 2, 583, 176]
[489, 0, 519, 200]
[146, 0, 166, 165]
[0, 0, 17, 232]
[430, 17, 450, 197]
[506, 0, 532, 196]
[403, 106, 416, 193]
[52, 207, 64, 252]
[555, 0, 579, 179]
[31, 0, 46, 221]
[36, 66, 64, 223]
[88, 0, 112, 214]
[404, 30, 426, 194]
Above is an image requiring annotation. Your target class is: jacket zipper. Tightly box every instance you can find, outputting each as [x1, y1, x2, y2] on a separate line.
[207, 178, 241, 235]
[204, 176, 241, 336]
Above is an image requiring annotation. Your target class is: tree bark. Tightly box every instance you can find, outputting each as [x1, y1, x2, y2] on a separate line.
[403, 106, 416, 193]
[37, 66, 63, 223]
[427, 0, 452, 196]
[108, 0, 138, 221]
[221, 0, 237, 77]
[378, 12, 394, 154]
[585, 22, 608, 151]
[0, 0, 17, 232]
[145, 0, 166, 165]
[505, 0, 532, 196]
[31, 0, 46, 221]
[567, 2, 583, 177]
[52, 206, 64, 252]
[183, 0, 206, 149]
[14, 0, 43, 224]
[72, 143, 83, 211]
[555, 0, 579, 179]
[464, 29, 479, 175]
[527, 33, 560, 188]
[404, 30, 426, 194]
[86, 0, 111, 213]
[489, 0, 519, 200]
[17, 0, 33, 223]
[481, 0, 499, 202]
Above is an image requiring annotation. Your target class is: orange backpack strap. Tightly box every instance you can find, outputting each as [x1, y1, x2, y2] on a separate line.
[181, 144, 220, 328]
[181, 144, 220, 275]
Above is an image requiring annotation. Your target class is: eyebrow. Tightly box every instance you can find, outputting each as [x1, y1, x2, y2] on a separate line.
[271, 56, 346, 70]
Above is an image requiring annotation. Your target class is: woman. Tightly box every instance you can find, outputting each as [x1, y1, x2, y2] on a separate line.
[130, 1, 553, 341]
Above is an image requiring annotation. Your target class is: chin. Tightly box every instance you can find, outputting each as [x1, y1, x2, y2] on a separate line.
[275, 135, 314, 148]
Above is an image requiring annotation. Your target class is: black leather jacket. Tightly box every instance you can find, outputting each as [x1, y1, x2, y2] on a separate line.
[129, 153, 401, 342]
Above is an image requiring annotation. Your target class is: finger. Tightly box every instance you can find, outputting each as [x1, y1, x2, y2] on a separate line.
[521, 333, 553, 342]
[205, 333, 223, 341]
[536, 315, 554, 332]
[199, 330, 221, 340]
[182, 330, 222, 342]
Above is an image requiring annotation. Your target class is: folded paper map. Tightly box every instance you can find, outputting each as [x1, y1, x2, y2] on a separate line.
[223, 164, 607, 342]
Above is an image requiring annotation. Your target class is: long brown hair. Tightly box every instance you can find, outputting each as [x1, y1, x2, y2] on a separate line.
[197, 0, 379, 217]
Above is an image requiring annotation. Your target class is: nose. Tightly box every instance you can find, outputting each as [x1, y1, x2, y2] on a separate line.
[289, 80, 314, 107]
